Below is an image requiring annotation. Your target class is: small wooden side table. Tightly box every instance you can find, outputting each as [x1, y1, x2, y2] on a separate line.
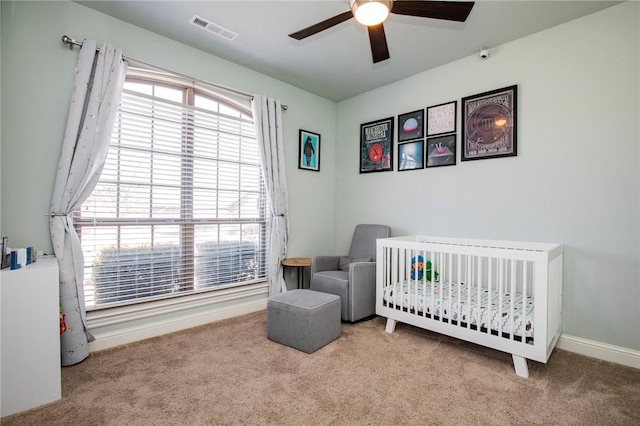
[281, 257, 312, 289]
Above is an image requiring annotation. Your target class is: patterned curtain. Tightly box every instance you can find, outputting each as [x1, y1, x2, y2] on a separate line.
[251, 96, 290, 295]
[50, 40, 127, 366]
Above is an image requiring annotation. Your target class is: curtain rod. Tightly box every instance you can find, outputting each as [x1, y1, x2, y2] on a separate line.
[61, 35, 288, 110]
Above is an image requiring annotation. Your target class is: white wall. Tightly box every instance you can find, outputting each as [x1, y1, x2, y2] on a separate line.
[1, 1, 638, 356]
[336, 2, 639, 351]
[0, 0, 337, 263]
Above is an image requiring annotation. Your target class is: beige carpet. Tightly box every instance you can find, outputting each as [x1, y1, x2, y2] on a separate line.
[3, 311, 639, 425]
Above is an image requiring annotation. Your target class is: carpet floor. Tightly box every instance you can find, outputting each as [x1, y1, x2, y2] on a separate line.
[3, 311, 639, 425]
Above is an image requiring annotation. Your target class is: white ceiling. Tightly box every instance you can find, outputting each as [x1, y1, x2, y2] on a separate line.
[75, 1, 621, 102]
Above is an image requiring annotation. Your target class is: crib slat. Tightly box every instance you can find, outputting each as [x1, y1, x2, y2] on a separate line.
[488, 258, 493, 337]
[407, 248, 411, 311]
[402, 248, 407, 311]
[477, 257, 482, 334]
[393, 247, 396, 309]
[466, 255, 472, 330]
[449, 254, 453, 323]
[422, 250, 427, 318]
[510, 259, 517, 341]
[430, 250, 435, 319]
[409, 250, 414, 312]
[498, 258, 504, 336]
[437, 252, 442, 322]
[392, 247, 398, 310]
[390, 246, 394, 308]
[522, 261, 528, 343]
[457, 253, 462, 327]
[446, 252, 452, 324]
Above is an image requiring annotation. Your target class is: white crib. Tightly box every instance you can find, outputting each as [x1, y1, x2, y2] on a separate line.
[376, 235, 563, 378]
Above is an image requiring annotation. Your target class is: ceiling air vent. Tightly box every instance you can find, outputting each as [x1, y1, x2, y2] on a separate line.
[189, 15, 238, 41]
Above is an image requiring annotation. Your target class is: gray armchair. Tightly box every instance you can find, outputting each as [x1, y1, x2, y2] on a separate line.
[310, 224, 391, 322]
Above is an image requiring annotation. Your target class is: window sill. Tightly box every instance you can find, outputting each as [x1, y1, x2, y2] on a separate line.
[87, 281, 269, 330]
[87, 281, 269, 352]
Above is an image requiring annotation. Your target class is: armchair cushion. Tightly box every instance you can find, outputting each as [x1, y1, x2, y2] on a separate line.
[312, 255, 341, 274]
[348, 224, 391, 260]
[338, 256, 373, 271]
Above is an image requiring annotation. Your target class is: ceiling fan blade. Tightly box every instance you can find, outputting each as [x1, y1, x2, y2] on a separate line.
[368, 23, 390, 64]
[391, 1, 475, 22]
[288, 11, 354, 40]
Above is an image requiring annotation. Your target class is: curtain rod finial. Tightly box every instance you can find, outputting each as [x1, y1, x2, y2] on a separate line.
[61, 35, 77, 49]
[62, 35, 72, 49]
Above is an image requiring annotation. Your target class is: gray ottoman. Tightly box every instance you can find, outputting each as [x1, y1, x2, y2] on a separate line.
[267, 289, 341, 353]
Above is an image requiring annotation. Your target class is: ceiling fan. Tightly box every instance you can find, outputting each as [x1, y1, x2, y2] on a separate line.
[288, 1, 475, 64]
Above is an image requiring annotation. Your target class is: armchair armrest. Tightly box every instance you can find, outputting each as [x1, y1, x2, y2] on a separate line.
[311, 255, 342, 274]
[348, 261, 377, 322]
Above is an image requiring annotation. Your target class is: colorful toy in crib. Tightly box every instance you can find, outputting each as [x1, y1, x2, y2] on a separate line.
[411, 255, 439, 281]
[59, 305, 67, 335]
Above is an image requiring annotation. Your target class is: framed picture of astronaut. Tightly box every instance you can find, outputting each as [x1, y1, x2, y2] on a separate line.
[299, 129, 320, 171]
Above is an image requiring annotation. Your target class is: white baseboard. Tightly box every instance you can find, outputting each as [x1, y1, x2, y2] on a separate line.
[88, 308, 639, 371]
[88, 299, 267, 352]
[557, 334, 640, 369]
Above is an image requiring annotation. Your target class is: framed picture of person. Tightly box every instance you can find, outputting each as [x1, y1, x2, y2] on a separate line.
[299, 129, 320, 171]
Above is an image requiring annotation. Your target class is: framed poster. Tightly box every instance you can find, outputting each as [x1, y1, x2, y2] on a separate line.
[398, 140, 424, 171]
[427, 101, 457, 136]
[298, 129, 320, 171]
[461, 85, 517, 161]
[1, 237, 8, 269]
[426, 134, 456, 168]
[359, 117, 394, 173]
[398, 109, 424, 142]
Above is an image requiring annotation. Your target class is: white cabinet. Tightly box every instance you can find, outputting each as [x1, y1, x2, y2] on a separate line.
[1, 256, 61, 417]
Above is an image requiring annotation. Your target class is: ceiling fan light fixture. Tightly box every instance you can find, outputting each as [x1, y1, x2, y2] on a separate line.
[351, 0, 392, 26]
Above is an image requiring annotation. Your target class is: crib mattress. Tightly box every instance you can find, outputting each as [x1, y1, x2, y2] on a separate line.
[382, 281, 534, 338]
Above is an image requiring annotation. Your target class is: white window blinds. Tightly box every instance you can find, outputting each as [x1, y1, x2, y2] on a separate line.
[76, 79, 268, 310]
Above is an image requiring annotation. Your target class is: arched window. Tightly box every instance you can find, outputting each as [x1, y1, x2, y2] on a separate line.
[75, 71, 267, 309]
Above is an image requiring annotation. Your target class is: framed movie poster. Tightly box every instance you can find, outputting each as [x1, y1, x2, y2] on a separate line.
[298, 129, 320, 171]
[359, 117, 394, 173]
[461, 85, 517, 161]
[398, 109, 424, 142]
[427, 101, 457, 136]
